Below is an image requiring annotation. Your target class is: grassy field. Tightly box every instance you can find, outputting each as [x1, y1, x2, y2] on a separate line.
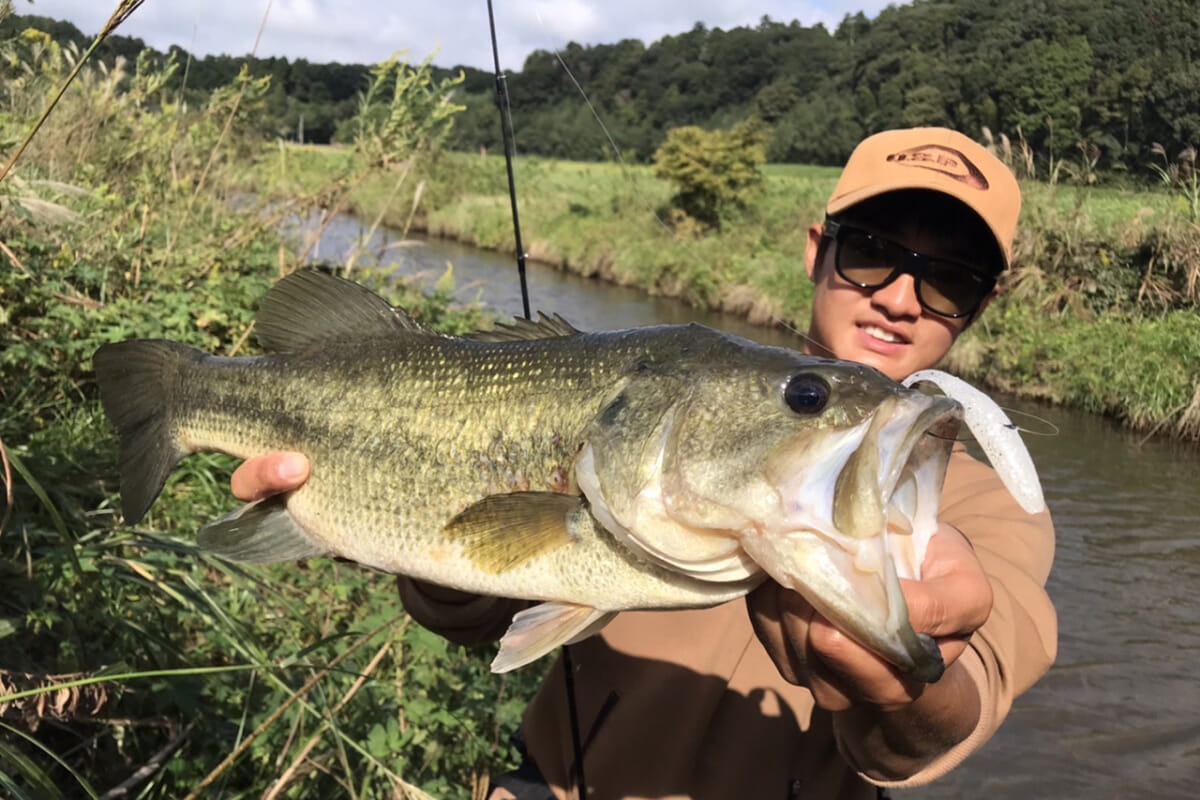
[2, 23, 1198, 798]
[264, 145, 1200, 443]
[0, 44, 541, 799]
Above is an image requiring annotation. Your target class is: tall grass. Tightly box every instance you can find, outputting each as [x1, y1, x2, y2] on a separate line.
[265, 144, 1200, 444]
[0, 17, 534, 799]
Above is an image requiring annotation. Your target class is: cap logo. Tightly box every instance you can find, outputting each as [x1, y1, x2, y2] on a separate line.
[886, 145, 989, 190]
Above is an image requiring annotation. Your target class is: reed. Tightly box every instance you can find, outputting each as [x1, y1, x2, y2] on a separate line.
[0, 15, 529, 798]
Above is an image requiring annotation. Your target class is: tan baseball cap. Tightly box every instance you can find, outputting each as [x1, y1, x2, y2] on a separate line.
[826, 127, 1022, 268]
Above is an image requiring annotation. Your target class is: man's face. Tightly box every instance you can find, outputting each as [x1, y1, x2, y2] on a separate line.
[802, 216, 996, 382]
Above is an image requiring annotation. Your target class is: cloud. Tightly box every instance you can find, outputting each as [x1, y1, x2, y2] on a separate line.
[25, 0, 899, 70]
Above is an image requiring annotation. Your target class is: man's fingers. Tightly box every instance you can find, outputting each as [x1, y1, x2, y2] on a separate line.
[230, 452, 310, 500]
[900, 573, 991, 639]
[807, 613, 925, 709]
[747, 583, 815, 687]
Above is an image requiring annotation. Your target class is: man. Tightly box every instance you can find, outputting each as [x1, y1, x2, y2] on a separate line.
[232, 127, 1057, 798]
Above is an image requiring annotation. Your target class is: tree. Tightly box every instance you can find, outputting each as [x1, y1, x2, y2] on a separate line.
[653, 118, 769, 229]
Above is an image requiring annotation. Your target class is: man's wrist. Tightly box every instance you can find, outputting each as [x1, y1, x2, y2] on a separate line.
[832, 656, 981, 781]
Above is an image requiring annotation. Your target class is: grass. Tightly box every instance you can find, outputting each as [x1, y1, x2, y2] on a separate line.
[2, 12, 1197, 796]
[0, 24, 537, 799]
[256, 145, 1200, 445]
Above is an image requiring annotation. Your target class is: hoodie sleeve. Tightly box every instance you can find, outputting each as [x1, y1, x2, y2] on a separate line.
[858, 446, 1058, 787]
[395, 577, 529, 646]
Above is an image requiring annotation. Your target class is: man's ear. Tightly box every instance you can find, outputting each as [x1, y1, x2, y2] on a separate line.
[804, 222, 825, 281]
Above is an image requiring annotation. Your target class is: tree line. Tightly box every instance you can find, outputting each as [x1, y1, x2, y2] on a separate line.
[7, 0, 1199, 180]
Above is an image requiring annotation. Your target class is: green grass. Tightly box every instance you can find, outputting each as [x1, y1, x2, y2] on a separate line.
[2, 20, 1198, 797]
[0, 40, 535, 799]
[260, 145, 1200, 444]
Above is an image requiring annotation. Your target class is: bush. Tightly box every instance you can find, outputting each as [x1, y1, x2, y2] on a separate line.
[652, 117, 769, 230]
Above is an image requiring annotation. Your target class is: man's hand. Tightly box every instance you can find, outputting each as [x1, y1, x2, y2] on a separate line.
[230, 452, 310, 500]
[748, 523, 993, 711]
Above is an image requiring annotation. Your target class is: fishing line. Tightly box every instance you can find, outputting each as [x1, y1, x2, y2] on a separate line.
[995, 407, 1060, 437]
[922, 406, 1060, 444]
[487, 0, 532, 320]
[537, 35, 687, 243]
[520, 16, 829, 357]
[486, 6, 588, 798]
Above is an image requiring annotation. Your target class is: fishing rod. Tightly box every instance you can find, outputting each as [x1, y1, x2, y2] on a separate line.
[486, 0, 532, 321]
[485, 5, 587, 800]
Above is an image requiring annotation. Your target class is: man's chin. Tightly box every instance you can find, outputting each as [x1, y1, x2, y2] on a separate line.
[846, 344, 911, 382]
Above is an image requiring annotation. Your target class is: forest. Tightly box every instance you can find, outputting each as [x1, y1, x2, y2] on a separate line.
[1, 2, 1199, 796]
[7, 0, 1199, 179]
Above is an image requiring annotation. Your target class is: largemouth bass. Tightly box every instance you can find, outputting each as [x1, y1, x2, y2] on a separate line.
[94, 270, 1027, 681]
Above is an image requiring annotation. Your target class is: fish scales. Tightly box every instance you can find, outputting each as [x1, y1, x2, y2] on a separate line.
[95, 269, 1037, 679]
[126, 325, 753, 608]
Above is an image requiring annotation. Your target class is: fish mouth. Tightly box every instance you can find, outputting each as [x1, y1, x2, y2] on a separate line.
[752, 392, 963, 682]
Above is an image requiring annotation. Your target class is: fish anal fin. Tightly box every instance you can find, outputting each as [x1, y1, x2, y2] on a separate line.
[442, 492, 582, 574]
[198, 495, 329, 563]
[491, 602, 616, 673]
[255, 269, 434, 354]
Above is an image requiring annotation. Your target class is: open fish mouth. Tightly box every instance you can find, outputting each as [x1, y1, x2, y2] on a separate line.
[747, 392, 964, 682]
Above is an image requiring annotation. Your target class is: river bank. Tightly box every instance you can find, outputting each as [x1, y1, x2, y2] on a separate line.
[262, 145, 1200, 443]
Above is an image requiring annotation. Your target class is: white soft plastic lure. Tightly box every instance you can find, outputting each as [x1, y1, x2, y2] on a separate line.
[902, 369, 1045, 514]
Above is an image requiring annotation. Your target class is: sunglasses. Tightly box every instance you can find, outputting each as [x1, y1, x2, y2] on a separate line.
[822, 218, 998, 319]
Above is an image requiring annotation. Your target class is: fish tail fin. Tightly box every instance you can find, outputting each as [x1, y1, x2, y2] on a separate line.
[93, 340, 201, 524]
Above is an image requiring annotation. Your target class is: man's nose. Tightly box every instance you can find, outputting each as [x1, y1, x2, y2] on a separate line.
[870, 272, 923, 318]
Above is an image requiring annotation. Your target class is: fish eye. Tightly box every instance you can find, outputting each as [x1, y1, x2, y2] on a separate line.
[784, 373, 830, 414]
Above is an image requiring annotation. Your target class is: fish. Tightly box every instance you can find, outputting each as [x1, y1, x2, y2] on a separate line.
[92, 269, 1028, 681]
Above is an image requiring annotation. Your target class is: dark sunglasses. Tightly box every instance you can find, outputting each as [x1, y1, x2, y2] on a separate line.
[822, 218, 997, 319]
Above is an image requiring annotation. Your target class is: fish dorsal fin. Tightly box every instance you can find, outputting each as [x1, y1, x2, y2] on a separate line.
[442, 492, 584, 573]
[464, 312, 580, 343]
[255, 269, 434, 354]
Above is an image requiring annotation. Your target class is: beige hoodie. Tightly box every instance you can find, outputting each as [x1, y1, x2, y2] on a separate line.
[405, 447, 1058, 800]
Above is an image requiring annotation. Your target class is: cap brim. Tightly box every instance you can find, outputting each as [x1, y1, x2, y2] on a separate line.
[828, 178, 1011, 269]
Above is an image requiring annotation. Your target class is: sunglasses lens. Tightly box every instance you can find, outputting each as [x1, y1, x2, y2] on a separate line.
[830, 223, 994, 318]
[836, 231, 898, 287]
[921, 260, 990, 317]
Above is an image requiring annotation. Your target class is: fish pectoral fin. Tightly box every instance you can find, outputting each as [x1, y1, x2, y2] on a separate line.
[198, 496, 329, 563]
[442, 492, 584, 574]
[491, 602, 616, 673]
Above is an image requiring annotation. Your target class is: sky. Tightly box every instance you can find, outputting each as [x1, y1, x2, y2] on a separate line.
[26, 0, 895, 71]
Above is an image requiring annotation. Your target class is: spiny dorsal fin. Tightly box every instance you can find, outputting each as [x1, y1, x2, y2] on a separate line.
[463, 312, 580, 343]
[255, 269, 434, 354]
[442, 492, 584, 573]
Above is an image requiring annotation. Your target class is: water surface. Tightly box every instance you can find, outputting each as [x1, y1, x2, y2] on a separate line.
[316, 217, 1200, 797]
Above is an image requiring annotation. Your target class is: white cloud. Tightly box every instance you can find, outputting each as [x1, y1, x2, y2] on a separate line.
[25, 0, 900, 70]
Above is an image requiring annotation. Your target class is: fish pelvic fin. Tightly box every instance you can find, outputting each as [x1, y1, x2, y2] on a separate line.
[198, 495, 329, 562]
[491, 602, 616, 673]
[255, 269, 434, 354]
[93, 339, 200, 524]
[442, 492, 585, 574]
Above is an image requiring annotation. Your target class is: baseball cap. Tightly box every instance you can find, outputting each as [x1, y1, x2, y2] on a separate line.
[826, 127, 1022, 268]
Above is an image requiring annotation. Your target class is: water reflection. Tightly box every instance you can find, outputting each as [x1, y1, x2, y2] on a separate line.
[309, 214, 811, 349]
[313, 215, 1200, 798]
[920, 399, 1200, 798]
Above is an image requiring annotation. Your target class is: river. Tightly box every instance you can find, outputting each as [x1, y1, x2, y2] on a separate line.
[315, 216, 1200, 798]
